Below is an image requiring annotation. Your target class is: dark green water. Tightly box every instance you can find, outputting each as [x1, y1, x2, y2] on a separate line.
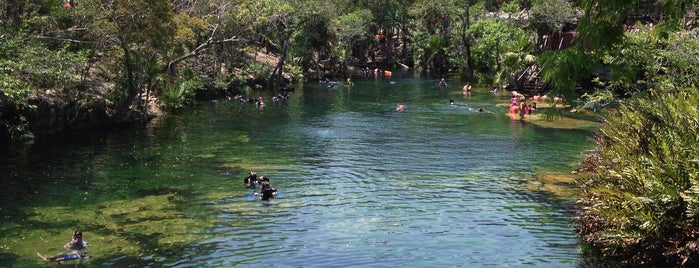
[0, 74, 597, 267]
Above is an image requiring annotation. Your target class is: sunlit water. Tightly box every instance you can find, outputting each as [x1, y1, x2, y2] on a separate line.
[0, 74, 596, 267]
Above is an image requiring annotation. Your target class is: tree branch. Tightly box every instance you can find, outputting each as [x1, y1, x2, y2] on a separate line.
[166, 35, 238, 76]
[166, 3, 237, 76]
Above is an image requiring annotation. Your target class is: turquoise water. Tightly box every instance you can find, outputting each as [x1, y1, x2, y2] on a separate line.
[0, 74, 596, 267]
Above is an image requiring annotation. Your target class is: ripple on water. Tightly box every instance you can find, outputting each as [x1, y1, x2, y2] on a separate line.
[0, 81, 592, 267]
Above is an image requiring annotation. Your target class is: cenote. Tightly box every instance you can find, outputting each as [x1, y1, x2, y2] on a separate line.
[0, 73, 599, 267]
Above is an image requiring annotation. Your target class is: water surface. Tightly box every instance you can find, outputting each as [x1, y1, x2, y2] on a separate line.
[0, 74, 596, 267]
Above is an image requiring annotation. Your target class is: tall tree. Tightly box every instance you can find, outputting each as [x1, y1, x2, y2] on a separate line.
[331, 9, 374, 74]
[468, 18, 531, 84]
[77, 0, 176, 122]
[409, 0, 455, 73]
[166, 2, 238, 77]
[454, 0, 478, 77]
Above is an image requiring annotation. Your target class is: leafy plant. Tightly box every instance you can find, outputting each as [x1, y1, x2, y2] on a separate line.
[575, 28, 699, 265]
[157, 79, 203, 112]
[245, 62, 273, 81]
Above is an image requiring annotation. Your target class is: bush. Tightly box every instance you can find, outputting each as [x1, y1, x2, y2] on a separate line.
[575, 87, 699, 266]
[158, 79, 203, 112]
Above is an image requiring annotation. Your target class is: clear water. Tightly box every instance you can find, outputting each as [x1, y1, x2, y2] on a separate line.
[0, 74, 596, 267]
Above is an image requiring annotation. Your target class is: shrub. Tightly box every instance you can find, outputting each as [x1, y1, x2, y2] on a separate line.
[158, 79, 203, 112]
[575, 87, 699, 266]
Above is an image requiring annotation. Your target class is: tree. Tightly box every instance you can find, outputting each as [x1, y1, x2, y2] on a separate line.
[527, 0, 578, 52]
[76, 0, 176, 122]
[330, 9, 374, 76]
[165, 2, 239, 78]
[408, 0, 456, 73]
[0, 0, 95, 138]
[468, 18, 531, 85]
[290, 1, 335, 80]
[454, 0, 478, 78]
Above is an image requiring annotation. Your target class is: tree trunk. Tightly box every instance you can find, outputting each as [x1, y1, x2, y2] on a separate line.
[115, 43, 138, 123]
[461, 6, 474, 78]
[271, 41, 288, 88]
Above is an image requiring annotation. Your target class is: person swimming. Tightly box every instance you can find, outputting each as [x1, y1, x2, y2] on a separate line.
[38, 252, 89, 262]
[396, 103, 405, 112]
[437, 78, 447, 89]
[260, 180, 277, 201]
[38, 230, 90, 263]
[64, 230, 89, 251]
[244, 171, 257, 188]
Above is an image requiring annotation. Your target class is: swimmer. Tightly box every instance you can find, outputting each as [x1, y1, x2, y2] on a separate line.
[396, 103, 405, 112]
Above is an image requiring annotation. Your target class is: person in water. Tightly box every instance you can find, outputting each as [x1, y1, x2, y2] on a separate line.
[38, 230, 90, 262]
[244, 171, 257, 188]
[255, 175, 269, 188]
[260, 179, 277, 201]
[462, 82, 472, 97]
[396, 103, 405, 112]
[437, 78, 448, 89]
[38, 252, 90, 262]
[64, 230, 89, 251]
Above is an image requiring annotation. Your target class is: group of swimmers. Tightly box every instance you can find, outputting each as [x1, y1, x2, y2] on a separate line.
[244, 171, 279, 201]
[37, 230, 90, 263]
[508, 90, 537, 118]
[444, 79, 548, 117]
[232, 89, 291, 109]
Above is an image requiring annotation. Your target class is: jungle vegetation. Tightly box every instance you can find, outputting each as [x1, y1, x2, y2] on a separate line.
[561, 0, 699, 266]
[0, 0, 562, 140]
[1, 0, 699, 265]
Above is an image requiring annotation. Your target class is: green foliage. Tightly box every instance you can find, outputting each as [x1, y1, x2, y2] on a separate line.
[579, 89, 615, 112]
[575, 28, 699, 265]
[0, 36, 88, 107]
[331, 9, 374, 47]
[528, 0, 578, 33]
[426, 34, 446, 56]
[292, 2, 334, 50]
[214, 74, 251, 96]
[408, 0, 451, 35]
[330, 9, 374, 67]
[468, 18, 531, 73]
[158, 79, 203, 112]
[577, 86, 699, 265]
[538, 47, 596, 96]
[245, 62, 273, 81]
[77, 0, 176, 116]
[283, 64, 303, 81]
[501, 1, 521, 13]
[0, 74, 31, 107]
